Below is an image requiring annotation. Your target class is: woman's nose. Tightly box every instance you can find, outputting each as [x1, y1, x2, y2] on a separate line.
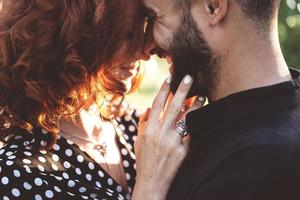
[144, 38, 157, 58]
[142, 20, 158, 58]
[135, 37, 158, 61]
[135, 46, 151, 61]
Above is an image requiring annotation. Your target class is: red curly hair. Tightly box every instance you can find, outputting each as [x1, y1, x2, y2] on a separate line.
[0, 0, 145, 144]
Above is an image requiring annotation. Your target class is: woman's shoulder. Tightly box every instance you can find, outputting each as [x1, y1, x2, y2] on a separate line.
[0, 134, 40, 168]
[0, 131, 58, 175]
[0, 135, 42, 196]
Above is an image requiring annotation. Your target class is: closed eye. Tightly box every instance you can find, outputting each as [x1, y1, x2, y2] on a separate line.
[143, 6, 157, 22]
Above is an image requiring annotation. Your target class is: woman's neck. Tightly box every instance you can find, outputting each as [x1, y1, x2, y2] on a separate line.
[59, 105, 128, 188]
[59, 105, 116, 143]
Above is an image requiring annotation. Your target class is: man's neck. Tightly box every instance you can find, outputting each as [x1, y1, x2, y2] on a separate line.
[209, 29, 291, 101]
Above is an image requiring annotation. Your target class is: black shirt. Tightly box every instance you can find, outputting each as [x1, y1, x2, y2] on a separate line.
[167, 69, 300, 200]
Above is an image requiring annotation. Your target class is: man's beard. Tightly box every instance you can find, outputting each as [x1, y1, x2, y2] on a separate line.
[169, 13, 219, 98]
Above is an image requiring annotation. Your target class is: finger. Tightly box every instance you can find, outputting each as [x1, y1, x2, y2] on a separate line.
[163, 92, 174, 113]
[175, 96, 198, 120]
[186, 96, 206, 114]
[148, 77, 171, 122]
[172, 97, 205, 141]
[163, 75, 193, 127]
[139, 108, 151, 124]
[183, 96, 197, 108]
[176, 96, 205, 121]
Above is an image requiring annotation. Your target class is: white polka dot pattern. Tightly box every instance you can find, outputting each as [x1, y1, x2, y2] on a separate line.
[0, 109, 139, 199]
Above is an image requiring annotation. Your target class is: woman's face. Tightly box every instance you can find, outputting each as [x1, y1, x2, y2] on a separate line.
[108, 0, 149, 93]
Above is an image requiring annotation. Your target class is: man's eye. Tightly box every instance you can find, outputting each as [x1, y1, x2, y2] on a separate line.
[143, 7, 157, 22]
[145, 13, 156, 22]
[144, 14, 156, 30]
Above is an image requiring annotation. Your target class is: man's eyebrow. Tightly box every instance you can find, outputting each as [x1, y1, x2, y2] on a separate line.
[142, 5, 156, 17]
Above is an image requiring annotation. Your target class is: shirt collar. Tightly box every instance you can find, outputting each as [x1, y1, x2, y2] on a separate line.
[186, 68, 300, 141]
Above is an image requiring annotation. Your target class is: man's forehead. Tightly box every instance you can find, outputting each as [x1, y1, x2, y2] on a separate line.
[143, 0, 172, 10]
[142, 0, 158, 8]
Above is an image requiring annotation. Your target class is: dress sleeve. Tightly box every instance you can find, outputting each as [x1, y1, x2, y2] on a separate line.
[0, 145, 42, 198]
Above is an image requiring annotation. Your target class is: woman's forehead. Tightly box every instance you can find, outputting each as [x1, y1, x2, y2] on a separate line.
[122, 0, 141, 17]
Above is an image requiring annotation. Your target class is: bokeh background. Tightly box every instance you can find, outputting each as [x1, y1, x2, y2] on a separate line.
[127, 0, 300, 111]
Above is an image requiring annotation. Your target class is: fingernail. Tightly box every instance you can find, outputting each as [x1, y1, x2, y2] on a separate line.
[183, 75, 192, 85]
[198, 96, 205, 102]
[166, 76, 172, 84]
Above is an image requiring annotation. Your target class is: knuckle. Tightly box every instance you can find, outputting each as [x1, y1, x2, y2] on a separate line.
[164, 142, 175, 152]
[167, 104, 180, 115]
[154, 138, 164, 148]
[162, 138, 177, 150]
[161, 81, 170, 90]
[175, 146, 188, 158]
[177, 82, 190, 94]
[142, 126, 158, 142]
[152, 97, 164, 108]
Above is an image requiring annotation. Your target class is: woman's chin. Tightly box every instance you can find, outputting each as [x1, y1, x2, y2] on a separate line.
[118, 67, 138, 79]
[123, 81, 133, 93]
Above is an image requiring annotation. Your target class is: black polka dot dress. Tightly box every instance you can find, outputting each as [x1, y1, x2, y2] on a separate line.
[0, 110, 139, 200]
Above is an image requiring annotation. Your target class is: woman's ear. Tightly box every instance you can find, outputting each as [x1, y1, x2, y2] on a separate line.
[204, 0, 228, 27]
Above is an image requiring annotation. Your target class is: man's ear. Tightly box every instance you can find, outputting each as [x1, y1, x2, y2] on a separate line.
[204, 0, 228, 26]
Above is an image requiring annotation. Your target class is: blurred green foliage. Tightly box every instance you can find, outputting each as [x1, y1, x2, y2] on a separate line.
[279, 0, 300, 68]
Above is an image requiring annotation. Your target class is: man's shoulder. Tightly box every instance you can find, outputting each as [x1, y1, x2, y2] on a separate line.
[182, 130, 300, 200]
[236, 105, 300, 143]
[215, 107, 300, 164]
[189, 142, 300, 199]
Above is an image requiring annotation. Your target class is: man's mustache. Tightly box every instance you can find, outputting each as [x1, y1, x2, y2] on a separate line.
[151, 47, 169, 58]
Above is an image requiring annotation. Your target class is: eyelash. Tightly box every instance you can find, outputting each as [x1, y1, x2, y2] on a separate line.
[143, 7, 157, 23]
[146, 13, 157, 22]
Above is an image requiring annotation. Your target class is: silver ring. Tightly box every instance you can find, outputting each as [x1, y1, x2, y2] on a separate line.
[174, 120, 187, 137]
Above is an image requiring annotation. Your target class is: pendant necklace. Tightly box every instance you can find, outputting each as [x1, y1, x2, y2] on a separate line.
[60, 130, 111, 171]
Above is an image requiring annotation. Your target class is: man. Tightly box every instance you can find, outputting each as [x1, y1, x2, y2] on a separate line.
[143, 0, 300, 199]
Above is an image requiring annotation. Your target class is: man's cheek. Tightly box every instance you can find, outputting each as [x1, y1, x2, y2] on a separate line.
[153, 28, 174, 51]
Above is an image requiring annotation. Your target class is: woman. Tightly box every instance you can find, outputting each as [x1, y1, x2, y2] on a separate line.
[0, 0, 203, 199]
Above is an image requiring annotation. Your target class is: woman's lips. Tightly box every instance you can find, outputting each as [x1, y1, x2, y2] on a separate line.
[118, 66, 139, 79]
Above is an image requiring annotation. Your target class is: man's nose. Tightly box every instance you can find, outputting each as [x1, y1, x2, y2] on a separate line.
[144, 38, 157, 57]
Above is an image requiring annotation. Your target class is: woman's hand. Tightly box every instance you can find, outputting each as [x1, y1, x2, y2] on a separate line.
[132, 75, 205, 200]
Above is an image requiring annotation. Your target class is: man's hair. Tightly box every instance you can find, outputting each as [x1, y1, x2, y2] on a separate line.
[235, 0, 281, 28]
